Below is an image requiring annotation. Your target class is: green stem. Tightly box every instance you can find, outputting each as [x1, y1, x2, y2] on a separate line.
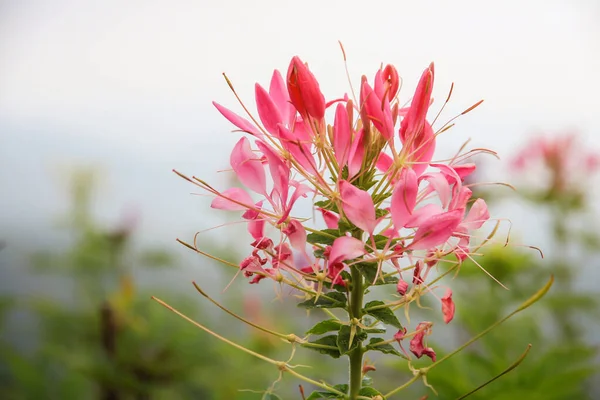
[348, 264, 364, 399]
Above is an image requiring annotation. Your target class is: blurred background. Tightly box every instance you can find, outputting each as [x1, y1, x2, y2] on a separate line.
[1, 1, 599, 399]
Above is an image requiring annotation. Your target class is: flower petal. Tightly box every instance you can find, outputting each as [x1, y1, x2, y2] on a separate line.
[211, 187, 254, 211]
[410, 209, 462, 250]
[329, 236, 365, 265]
[339, 180, 377, 234]
[213, 102, 262, 138]
[230, 137, 267, 195]
[390, 168, 418, 230]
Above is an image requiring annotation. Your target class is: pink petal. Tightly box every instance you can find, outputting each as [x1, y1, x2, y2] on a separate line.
[408, 122, 436, 177]
[420, 172, 452, 209]
[390, 168, 418, 230]
[348, 128, 365, 178]
[283, 219, 306, 251]
[255, 83, 283, 136]
[269, 69, 295, 126]
[360, 78, 394, 140]
[449, 187, 472, 212]
[213, 102, 262, 138]
[462, 198, 490, 230]
[339, 180, 377, 234]
[410, 208, 463, 250]
[211, 187, 253, 211]
[376, 152, 393, 174]
[243, 201, 265, 240]
[405, 203, 444, 228]
[441, 288, 455, 324]
[255, 141, 290, 206]
[333, 103, 352, 167]
[277, 124, 317, 175]
[400, 63, 434, 143]
[319, 208, 340, 229]
[230, 137, 267, 195]
[452, 163, 476, 181]
[278, 181, 311, 223]
[329, 236, 365, 265]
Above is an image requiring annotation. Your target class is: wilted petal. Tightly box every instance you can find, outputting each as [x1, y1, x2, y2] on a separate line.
[339, 180, 377, 234]
[211, 187, 253, 211]
[409, 322, 436, 361]
[391, 168, 419, 230]
[410, 209, 463, 250]
[213, 102, 262, 138]
[441, 288, 455, 324]
[230, 137, 266, 195]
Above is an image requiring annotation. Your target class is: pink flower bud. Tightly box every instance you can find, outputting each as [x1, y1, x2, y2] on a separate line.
[286, 56, 326, 120]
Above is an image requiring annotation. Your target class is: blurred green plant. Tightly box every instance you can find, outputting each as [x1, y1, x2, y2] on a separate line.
[1, 169, 329, 399]
[394, 134, 600, 399]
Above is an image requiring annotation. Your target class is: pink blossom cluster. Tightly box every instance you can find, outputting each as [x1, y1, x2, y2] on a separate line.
[197, 55, 491, 361]
[512, 133, 599, 196]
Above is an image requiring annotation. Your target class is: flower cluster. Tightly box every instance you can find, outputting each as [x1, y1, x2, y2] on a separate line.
[512, 133, 599, 205]
[177, 52, 502, 398]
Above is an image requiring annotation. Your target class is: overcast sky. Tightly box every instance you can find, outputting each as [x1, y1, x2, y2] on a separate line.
[0, 1, 599, 288]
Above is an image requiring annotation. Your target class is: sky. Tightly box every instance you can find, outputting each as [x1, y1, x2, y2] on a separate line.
[0, 0, 599, 290]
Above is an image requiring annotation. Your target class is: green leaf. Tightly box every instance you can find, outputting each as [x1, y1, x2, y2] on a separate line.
[298, 292, 348, 310]
[323, 271, 351, 291]
[306, 391, 341, 399]
[356, 263, 399, 286]
[301, 335, 341, 359]
[372, 191, 392, 204]
[337, 220, 354, 234]
[306, 229, 341, 246]
[372, 234, 396, 250]
[364, 300, 402, 328]
[307, 319, 344, 335]
[365, 337, 406, 358]
[358, 386, 384, 398]
[337, 325, 368, 355]
[375, 208, 389, 218]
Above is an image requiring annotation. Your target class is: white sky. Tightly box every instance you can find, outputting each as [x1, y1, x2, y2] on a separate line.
[0, 0, 599, 270]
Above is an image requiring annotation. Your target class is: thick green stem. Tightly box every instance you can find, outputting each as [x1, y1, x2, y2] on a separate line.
[348, 265, 364, 399]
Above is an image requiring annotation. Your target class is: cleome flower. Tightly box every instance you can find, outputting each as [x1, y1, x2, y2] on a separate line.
[182, 51, 495, 363]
